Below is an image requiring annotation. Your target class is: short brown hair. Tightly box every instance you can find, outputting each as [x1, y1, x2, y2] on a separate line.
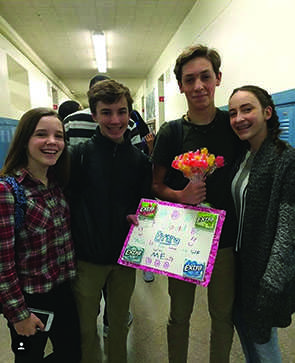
[174, 44, 221, 83]
[88, 79, 133, 115]
[1, 107, 70, 187]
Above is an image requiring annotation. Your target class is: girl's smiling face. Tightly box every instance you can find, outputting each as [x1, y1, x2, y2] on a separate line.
[27, 115, 65, 171]
[229, 90, 272, 151]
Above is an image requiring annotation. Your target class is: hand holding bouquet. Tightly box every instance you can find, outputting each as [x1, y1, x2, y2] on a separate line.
[172, 148, 224, 183]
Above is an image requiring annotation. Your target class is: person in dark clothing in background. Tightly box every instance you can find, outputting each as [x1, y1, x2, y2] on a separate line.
[130, 109, 155, 157]
[130, 109, 155, 282]
[63, 75, 110, 145]
[58, 99, 81, 121]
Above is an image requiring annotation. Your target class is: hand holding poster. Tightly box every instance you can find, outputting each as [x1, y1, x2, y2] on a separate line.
[118, 199, 226, 287]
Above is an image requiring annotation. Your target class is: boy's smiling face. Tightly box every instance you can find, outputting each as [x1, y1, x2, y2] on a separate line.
[179, 57, 221, 112]
[92, 96, 130, 143]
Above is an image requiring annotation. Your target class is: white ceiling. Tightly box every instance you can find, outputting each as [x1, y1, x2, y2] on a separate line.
[0, 0, 197, 105]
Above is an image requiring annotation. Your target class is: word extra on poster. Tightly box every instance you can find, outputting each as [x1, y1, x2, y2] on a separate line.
[118, 199, 226, 287]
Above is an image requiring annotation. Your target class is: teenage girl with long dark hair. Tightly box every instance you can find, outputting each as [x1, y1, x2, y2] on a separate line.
[229, 86, 295, 362]
[0, 108, 80, 362]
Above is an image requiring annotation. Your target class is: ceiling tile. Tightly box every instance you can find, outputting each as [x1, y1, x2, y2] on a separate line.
[0, 0, 197, 103]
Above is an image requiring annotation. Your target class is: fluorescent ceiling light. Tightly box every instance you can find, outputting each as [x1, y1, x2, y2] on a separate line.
[92, 32, 107, 73]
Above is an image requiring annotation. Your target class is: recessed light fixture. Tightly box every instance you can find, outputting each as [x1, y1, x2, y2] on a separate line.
[92, 32, 107, 73]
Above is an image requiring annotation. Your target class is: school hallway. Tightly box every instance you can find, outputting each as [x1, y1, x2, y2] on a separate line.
[1, 269, 295, 362]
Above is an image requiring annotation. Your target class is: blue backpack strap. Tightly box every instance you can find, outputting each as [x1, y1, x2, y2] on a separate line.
[0, 176, 26, 232]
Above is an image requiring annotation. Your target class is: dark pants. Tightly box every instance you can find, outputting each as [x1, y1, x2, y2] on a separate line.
[8, 281, 81, 363]
[73, 260, 136, 363]
[102, 285, 108, 326]
[167, 247, 235, 363]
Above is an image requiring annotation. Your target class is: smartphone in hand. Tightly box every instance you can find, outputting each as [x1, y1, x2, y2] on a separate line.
[28, 308, 54, 332]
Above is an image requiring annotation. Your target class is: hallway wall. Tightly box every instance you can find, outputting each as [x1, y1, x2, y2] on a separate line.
[0, 17, 73, 119]
[1, 0, 295, 128]
[136, 0, 295, 130]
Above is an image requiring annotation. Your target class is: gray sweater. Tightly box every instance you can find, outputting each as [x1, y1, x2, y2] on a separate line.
[237, 137, 295, 344]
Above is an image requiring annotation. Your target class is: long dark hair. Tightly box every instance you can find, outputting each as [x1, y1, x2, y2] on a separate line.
[230, 85, 285, 154]
[0, 107, 70, 187]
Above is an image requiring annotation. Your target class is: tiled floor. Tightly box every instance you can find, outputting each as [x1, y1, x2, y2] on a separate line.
[1, 270, 295, 362]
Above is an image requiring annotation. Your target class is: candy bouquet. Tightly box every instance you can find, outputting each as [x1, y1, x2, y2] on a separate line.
[171, 148, 224, 183]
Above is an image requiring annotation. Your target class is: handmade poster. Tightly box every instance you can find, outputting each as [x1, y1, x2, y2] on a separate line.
[118, 199, 226, 287]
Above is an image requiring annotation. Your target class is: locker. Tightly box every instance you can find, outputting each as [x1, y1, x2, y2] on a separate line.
[275, 105, 295, 147]
[0, 118, 18, 168]
[272, 89, 295, 147]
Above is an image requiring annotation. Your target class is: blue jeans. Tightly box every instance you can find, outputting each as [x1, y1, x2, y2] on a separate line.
[234, 305, 282, 363]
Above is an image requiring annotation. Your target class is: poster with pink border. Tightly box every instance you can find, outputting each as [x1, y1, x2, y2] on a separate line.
[118, 199, 226, 287]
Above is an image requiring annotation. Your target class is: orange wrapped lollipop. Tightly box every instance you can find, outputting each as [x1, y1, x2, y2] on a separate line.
[171, 148, 224, 183]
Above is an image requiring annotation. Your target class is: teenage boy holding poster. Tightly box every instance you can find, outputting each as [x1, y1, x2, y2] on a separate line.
[152, 44, 241, 363]
[68, 79, 152, 363]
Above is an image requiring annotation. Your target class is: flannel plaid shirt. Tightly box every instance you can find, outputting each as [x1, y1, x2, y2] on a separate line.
[0, 169, 76, 323]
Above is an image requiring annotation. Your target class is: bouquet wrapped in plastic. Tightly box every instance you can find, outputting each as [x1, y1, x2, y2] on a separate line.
[171, 147, 224, 183]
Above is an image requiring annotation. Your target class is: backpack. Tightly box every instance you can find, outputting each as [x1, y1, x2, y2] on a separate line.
[0, 177, 27, 232]
[154, 118, 183, 155]
[0, 176, 27, 314]
[154, 119, 185, 190]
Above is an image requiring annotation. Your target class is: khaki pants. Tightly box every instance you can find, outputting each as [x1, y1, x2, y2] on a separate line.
[167, 247, 235, 363]
[72, 260, 136, 363]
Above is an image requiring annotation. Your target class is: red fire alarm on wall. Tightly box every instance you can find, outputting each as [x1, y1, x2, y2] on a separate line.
[159, 96, 164, 102]
[53, 104, 58, 110]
